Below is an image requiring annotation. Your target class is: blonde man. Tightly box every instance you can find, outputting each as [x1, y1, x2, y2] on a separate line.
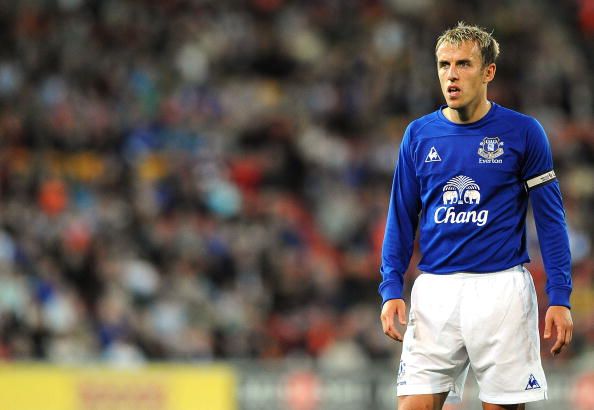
[379, 22, 573, 410]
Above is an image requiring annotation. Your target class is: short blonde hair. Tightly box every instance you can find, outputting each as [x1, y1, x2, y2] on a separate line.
[435, 22, 500, 67]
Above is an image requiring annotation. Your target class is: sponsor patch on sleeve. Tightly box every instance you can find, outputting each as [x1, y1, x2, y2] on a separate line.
[524, 170, 556, 190]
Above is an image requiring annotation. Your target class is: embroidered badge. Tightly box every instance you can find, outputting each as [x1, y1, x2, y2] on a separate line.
[478, 137, 504, 163]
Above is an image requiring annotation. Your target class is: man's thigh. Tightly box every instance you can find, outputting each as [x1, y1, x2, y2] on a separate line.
[398, 392, 449, 410]
[482, 403, 525, 410]
[397, 274, 469, 402]
[462, 268, 547, 404]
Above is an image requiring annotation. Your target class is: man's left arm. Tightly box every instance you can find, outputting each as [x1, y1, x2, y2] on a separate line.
[529, 184, 573, 355]
[523, 118, 573, 356]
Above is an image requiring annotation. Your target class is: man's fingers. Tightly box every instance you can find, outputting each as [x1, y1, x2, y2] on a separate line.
[551, 340, 564, 356]
[380, 299, 406, 342]
[564, 327, 571, 345]
[551, 326, 566, 356]
[397, 307, 407, 325]
[545, 306, 573, 356]
[385, 326, 403, 342]
[556, 325, 572, 353]
[380, 313, 387, 328]
[543, 315, 552, 339]
[380, 299, 407, 342]
[380, 315, 390, 334]
[381, 315, 403, 342]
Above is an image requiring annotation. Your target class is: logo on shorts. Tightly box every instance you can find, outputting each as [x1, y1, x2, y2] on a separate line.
[397, 361, 406, 383]
[478, 136, 504, 163]
[434, 175, 489, 226]
[525, 374, 541, 390]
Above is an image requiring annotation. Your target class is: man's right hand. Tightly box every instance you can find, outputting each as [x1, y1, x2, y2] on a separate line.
[380, 298, 407, 342]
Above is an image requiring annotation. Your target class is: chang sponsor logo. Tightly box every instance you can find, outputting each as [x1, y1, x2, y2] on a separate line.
[434, 206, 489, 226]
[434, 175, 489, 226]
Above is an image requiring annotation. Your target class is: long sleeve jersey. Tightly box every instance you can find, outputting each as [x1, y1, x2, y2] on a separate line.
[379, 102, 572, 308]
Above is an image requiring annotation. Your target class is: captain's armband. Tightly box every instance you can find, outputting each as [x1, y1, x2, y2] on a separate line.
[524, 170, 556, 191]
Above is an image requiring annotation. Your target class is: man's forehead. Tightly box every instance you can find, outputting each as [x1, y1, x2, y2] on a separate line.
[436, 40, 481, 60]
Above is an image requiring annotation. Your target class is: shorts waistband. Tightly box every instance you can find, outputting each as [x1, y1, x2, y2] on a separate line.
[422, 264, 525, 276]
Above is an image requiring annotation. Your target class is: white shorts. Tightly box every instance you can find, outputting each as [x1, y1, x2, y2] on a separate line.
[396, 265, 548, 405]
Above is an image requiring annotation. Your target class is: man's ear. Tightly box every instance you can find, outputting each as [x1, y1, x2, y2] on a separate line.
[484, 63, 496, 83]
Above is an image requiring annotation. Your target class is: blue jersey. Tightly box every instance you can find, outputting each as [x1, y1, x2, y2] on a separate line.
[379, 102, 572, 308]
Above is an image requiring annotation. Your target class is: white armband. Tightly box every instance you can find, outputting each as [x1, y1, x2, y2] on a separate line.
[524, 170, 556, 191]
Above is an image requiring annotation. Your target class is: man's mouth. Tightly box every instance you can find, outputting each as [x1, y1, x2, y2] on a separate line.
[447, 85, 461, 97]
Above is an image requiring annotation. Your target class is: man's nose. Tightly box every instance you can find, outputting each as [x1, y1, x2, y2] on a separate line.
[447, 65, 459, 80]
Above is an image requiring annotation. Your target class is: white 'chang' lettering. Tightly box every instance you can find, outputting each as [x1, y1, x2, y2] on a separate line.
[433, 206, 489, 227]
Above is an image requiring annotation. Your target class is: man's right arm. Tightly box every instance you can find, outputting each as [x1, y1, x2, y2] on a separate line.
[378, 125, 421, 305]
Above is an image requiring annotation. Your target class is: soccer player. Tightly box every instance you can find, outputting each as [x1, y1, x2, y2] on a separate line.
[379, 22, 573, 410]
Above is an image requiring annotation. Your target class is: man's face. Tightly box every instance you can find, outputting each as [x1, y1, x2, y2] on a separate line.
[436, 40, 494, 110]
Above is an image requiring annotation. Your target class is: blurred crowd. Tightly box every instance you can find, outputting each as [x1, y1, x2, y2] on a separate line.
[0, 0, 593, 367]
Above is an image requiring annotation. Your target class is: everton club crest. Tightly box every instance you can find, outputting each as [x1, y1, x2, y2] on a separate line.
[478, 136, 503, 163]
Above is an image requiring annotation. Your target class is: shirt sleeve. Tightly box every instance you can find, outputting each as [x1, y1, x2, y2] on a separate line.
[521, 118, 572, 308]
[378, 125, 421, 304]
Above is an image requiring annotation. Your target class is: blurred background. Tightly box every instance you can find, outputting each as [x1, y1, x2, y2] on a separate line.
[0, 0, 592, 409]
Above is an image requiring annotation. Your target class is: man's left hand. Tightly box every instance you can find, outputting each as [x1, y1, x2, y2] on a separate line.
[543, 305, 573, 356]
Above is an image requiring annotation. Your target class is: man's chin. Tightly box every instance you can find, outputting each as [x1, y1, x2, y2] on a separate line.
[446, 99, 462, 109]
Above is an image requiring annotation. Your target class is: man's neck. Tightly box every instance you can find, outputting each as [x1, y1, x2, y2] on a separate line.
[444, 100, 492, 124]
